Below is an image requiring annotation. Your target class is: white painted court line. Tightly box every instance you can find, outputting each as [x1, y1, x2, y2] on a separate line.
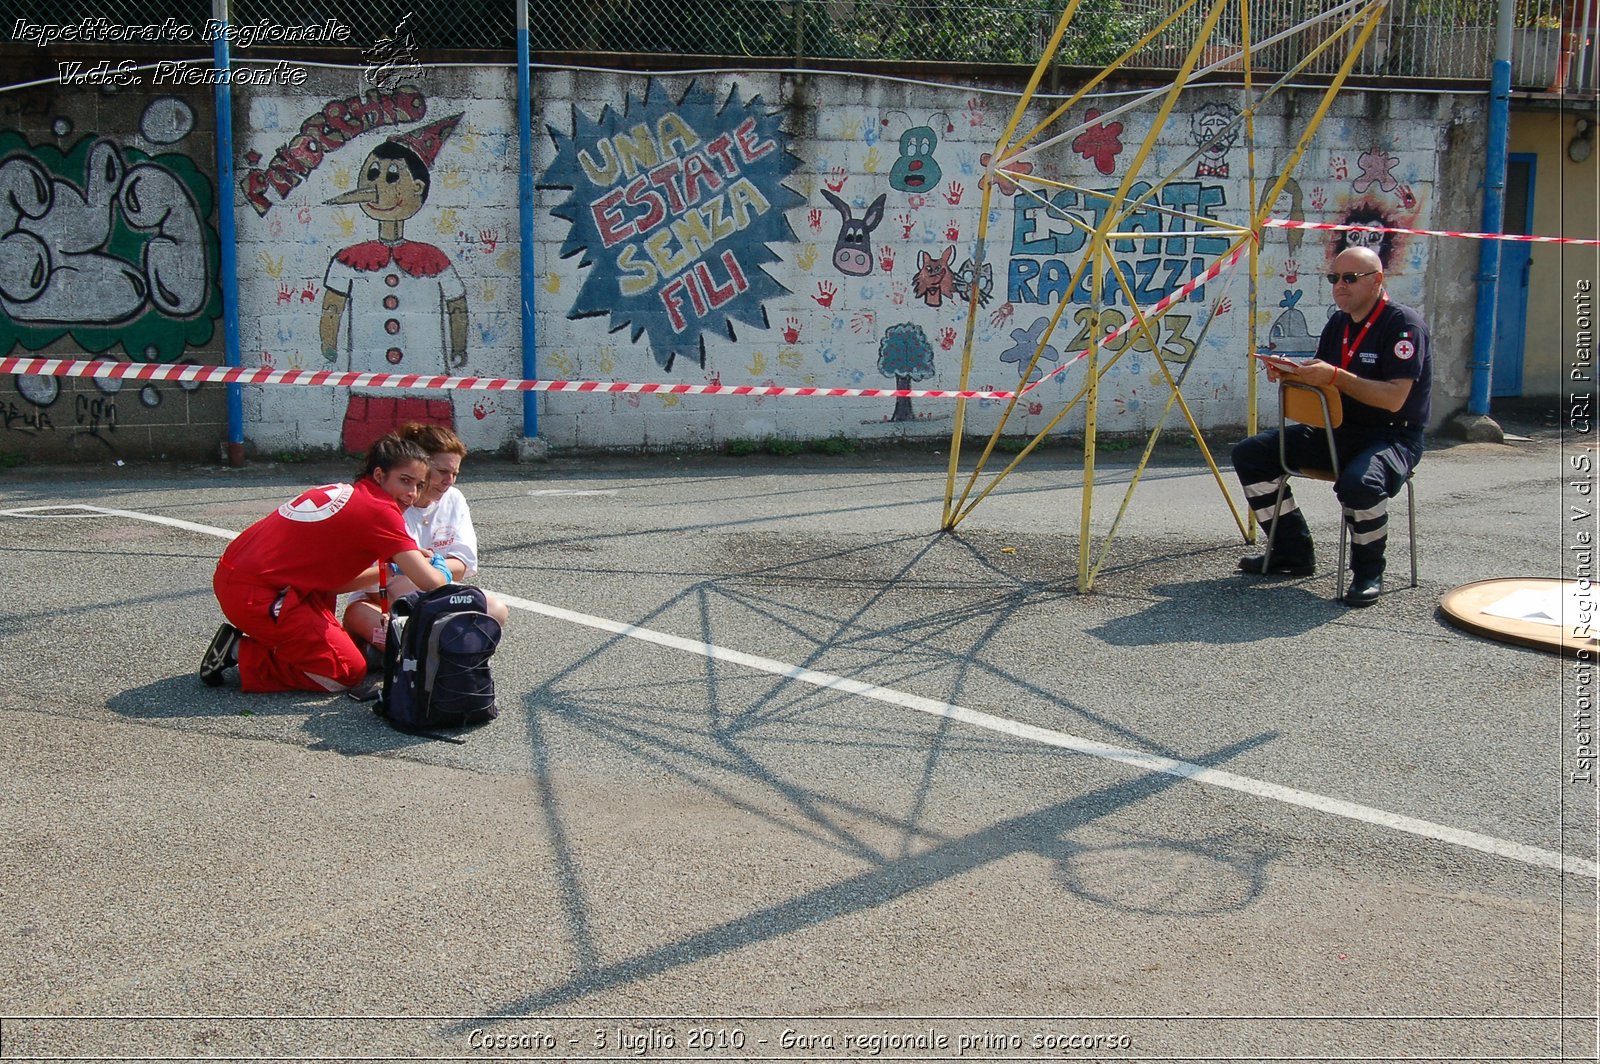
[7, 502, 1595, 880]
[499, 593, 1597, 880]
[0, 503, 241, 540]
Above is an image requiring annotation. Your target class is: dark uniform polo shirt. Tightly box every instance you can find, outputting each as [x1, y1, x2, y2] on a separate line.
[1313, 297, 1431, 429]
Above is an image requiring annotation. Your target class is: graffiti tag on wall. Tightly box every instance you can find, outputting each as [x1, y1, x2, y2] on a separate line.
[2, 368, 202, 451]
[0, 131, 220, 362]
[542, 81, 802, 371]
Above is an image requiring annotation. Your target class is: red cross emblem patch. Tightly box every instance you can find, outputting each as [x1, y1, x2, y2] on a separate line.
[278, 483, 354, 522]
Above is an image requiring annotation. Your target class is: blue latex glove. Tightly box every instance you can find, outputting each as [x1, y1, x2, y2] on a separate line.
[430, 553, 454, 583]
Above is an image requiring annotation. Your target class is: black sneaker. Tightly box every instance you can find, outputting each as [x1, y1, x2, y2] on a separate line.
[1237, 552, 1315, 576]
[199, 623, 241, 687]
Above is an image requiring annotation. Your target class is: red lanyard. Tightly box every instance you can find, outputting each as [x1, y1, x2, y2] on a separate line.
[1339, 292, 1388, 369]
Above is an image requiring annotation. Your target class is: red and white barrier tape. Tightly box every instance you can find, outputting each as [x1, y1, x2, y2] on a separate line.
[2, 247, 1249, 405]
[0, 356, 1025, 402]
[1264, 217, 1600, 246]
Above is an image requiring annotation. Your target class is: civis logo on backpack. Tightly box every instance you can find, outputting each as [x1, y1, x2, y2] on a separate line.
[376, 584, 502, 732]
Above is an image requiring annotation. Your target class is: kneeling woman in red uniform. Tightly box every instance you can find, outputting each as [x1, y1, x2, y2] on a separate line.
[200, 435, 451, 692]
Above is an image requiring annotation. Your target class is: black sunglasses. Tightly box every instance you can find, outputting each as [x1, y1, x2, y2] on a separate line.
[1325, 270, 1379, 284]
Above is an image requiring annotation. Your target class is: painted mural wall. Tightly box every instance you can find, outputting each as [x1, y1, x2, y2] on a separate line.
[0, 61, 1485, 458]
[0, 85, 225, 459]
[233, 67, 521, 455]
[520, 71, 1480, 450]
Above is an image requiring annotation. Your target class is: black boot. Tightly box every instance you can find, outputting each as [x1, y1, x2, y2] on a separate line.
[1345, 570, 1383, 606]
[1240, 510, 1315, 576]
[1345, 516, 1387, 606]
[1238, 547, 1315, 576]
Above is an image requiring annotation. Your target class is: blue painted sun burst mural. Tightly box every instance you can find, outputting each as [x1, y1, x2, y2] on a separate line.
[542, 81, 803, 372]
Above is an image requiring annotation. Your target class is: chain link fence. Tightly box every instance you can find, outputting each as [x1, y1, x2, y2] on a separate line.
[7, 0, 1595, 90]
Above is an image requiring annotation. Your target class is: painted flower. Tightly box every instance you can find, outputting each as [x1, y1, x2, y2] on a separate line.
[978, 152, 1034, 196]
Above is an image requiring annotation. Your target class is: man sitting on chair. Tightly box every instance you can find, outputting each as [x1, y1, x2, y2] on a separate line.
[1232, 245, 1431, 608]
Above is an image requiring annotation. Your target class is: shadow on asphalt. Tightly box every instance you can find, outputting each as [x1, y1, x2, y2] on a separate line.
[1088, 575, 1349, 645]
[442, 731, 1276, 1026]
[433, 531, 1290, 1021]
[106, 674, 327, 719]
[105, 675, 482, 756]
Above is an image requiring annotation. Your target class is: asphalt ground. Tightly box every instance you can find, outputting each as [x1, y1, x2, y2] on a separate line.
[1, 414, 1596, 1062]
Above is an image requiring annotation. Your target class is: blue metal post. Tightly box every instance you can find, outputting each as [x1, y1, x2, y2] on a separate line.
[212, 0, 245, 463]
[517, 0, 538, 439]
[1469, 1, 1515, 416]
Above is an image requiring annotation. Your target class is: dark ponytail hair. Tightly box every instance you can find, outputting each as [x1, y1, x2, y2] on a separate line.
[357, 433, 429, 480]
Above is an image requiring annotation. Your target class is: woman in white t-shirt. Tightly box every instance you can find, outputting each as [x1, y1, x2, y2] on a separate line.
[342, 423, 510, 654]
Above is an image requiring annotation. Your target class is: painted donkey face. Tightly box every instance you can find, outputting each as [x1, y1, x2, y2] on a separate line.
[821, 190, 885, 277]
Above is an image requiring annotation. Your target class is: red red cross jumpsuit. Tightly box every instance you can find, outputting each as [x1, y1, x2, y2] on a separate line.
[212, 478, 420, 693]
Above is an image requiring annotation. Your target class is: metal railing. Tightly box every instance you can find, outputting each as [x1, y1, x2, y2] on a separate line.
[6, 0, 1596, 92]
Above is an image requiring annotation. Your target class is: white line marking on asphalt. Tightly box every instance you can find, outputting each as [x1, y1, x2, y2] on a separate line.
[0, 503, 240, 539]
[9, 503, 1594, 879]
[526, 489, 619, 496]
[498, 593, 1597, 880]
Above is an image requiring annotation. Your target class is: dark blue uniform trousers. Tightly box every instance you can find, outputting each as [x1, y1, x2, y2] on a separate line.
[1231, 425, 1422, 577]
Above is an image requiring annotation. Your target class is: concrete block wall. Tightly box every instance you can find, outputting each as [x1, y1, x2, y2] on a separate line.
[527, 70, 1482, 450]
[0, 55, 1485, 459]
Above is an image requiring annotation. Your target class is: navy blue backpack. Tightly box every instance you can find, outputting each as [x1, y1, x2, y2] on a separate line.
[376, 584, 502, 734]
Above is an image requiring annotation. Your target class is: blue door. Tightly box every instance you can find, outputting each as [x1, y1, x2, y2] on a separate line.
[1492, 154, 1535, 397]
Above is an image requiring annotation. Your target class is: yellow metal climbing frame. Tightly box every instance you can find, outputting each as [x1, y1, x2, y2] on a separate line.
[941, 0, 1390, 592]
